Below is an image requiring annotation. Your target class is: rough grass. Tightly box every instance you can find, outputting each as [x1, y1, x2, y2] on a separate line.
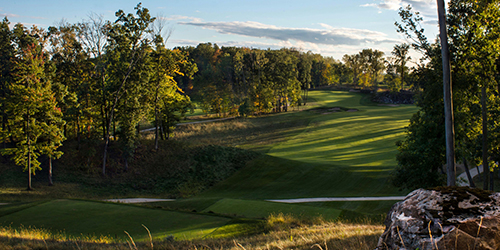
[0, 214, 384, 250]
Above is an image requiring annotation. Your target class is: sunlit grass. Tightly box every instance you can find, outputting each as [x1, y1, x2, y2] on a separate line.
[0, 215, 384, 249]
[0, 225, 115, 243]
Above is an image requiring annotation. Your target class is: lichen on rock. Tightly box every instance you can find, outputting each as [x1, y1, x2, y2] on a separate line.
[376, 187, 500, 250]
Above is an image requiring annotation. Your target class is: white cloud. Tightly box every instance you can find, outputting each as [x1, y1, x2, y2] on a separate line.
[178, 20, 400, 47]
[361, 0, 402, 10]
[1, 13, 20, 18]
[362, 0, 439, 16]
[1, 12, 46, 20]
[161, 15, 202, 23]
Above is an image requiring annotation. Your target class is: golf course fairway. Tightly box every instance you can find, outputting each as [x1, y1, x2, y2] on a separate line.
[201, 90, 417, 199]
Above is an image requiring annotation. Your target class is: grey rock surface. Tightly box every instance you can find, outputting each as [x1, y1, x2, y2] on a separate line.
[376, 187, 500, 250]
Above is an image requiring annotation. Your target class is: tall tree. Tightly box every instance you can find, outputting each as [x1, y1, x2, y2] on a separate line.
[101, 3, 155, 174]
[437, 0, 456, 187]
[392, 43, 411, 90]
[448, 0, 500, 190]
[1, 28, 64, 189]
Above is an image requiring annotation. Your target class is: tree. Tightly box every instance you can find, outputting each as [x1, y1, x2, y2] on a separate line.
[76, 13, 109, 141]
[437, 0, 456, 187]
[342, 54, 362, 85]
[150, 32, 196, 149]
[447, 0, 500, 190]
[1, 31, 64, 189]
[392, 5, 449, 189]
[0, 18, 15, 148]
[159, 92, 193, 139]
[393, 2, 500, 190]
[392, 44, 411, 90]
[297, 52, 313, 105]
[101, 3, 155, 174]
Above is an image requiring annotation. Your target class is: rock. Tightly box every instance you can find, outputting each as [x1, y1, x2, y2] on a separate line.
[376, 187, 500, 250]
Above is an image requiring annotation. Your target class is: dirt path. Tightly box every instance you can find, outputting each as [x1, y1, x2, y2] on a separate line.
[102, 196, 408, 204]
[0, 203, 8, 206]
[266, 196, 406, 203]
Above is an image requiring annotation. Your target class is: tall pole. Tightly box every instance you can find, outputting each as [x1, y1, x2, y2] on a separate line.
[437, 0, 456, 186]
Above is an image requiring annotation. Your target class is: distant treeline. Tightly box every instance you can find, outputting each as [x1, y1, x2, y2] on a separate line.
[173, 43, 412, 116]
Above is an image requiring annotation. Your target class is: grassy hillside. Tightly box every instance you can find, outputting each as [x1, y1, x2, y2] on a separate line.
[0, 89, 417, 246]
[197, 90, 416, 199]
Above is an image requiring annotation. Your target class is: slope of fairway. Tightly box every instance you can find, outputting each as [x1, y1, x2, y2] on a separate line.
[202, 198, 341, 220]
[269, 91, 415, 167]
[0, 200, 231, 241]
[201, 90, 417, 200]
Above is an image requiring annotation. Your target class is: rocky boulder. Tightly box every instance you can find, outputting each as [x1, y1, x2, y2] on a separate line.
[376, 187, 500, 250]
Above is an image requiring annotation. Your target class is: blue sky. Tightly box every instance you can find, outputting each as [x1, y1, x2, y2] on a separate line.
[1, 0, 443, 60]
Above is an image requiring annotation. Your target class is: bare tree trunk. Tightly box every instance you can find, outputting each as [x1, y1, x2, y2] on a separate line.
[463, 157, 475, 188]
[154, 71, 160, 151]
[77, 116, 81, 150]
[48, 157, 53, 186]
[28, 149, 32, 190]
[437, 0, 456, 186]
[154, 108, 159, 150]
[482, 86, 489, 190]
[27, 113, 32, 191]
[490, 171, 494, 191]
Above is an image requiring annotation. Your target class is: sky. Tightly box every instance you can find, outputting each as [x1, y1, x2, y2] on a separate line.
[1, 0, 445, 61]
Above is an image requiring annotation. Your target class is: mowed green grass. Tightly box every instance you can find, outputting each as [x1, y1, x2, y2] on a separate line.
[202, 198, 341, 220]
[0, 200, 231, 241]
[270, 91, 415, 167]
[200, 90, 417, 201]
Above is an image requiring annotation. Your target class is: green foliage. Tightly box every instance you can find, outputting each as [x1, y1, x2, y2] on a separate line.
[392, 111, 446, 189]
[238, 98, 252, 117]
[391, 43, 411, 89]
[189, 145, 259, 189]
[1, 37, 65, 184]
[393, 1, 500, 190]
[385, 74, 402, 93]
[342, 49, 385, 87]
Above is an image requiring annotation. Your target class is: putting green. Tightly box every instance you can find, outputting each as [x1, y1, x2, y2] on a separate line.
[0, 199, 231, 241]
